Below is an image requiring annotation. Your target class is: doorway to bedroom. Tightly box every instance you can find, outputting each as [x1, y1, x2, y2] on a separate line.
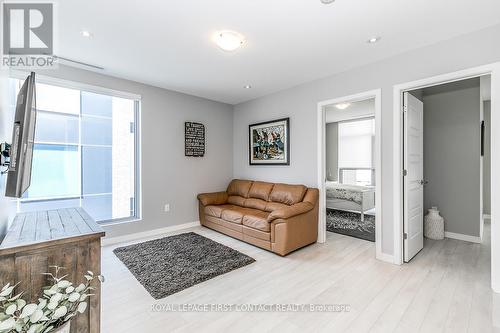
[317, 89, 383, 260]
[325, 100, 376, 241]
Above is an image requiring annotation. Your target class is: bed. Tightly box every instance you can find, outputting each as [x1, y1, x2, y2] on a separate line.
[325, 181, 375, 221]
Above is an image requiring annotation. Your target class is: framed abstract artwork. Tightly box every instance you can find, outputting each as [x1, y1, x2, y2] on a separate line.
[249, 117, 290, 165]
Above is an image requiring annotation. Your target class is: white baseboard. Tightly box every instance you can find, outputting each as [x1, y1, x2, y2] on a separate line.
[376, 252, 395, 264]
[445, 231, 482, 244]
[493, 284, 500, 294]
[101, 221, 200, 246]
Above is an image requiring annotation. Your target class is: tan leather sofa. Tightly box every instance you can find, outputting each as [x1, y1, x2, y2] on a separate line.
[197, 179, 319, 256]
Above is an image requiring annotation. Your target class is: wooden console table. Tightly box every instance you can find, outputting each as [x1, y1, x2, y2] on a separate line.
[0, 207, 105, 333]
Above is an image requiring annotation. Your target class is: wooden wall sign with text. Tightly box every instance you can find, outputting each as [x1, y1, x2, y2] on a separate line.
[185, 122, 205, 157]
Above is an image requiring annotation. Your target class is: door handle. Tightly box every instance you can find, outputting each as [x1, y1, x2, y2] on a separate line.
[419, 180, 429, 185]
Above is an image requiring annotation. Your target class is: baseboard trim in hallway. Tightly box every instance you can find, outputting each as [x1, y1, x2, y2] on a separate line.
[101, 221, 200, 246]
[444, 231, 482, 243]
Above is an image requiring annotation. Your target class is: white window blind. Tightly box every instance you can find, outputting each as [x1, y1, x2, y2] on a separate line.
[338, 118, 375, 169]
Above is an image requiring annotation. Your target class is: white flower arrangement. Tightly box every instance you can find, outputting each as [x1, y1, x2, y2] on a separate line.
[0, 266, 103, 333]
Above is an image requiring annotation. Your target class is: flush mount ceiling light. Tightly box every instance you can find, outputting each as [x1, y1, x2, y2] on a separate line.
[243, 85, 252, 89]
[367, 36, 381, 44]
[320, 0, 336, 4]
[335, 103, 351, 110]
[81, 30, 93, 38]
[213, 31, 245, 51]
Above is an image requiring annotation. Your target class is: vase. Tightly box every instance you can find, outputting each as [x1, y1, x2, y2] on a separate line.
[53, 321, 71, 333]
[424, 206, 445, 240]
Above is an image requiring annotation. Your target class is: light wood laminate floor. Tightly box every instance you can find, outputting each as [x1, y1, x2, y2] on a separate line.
[101, 223, 499, 332]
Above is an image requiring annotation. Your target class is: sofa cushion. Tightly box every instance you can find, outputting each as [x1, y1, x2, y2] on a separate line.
[248, 181, 274, 201]
[244, 198, 267, 211]
[264, 201, 288, 213]
[221, 207, 251, 224]
[204, 204, 236, 218]
[242, 226, 271, 241]
[205, 215, 243, 233]
[269, 183, 307, 205]
[242, 210, 271, 232]
[227, 195, 246, 206]
[227, 179, 253, 198]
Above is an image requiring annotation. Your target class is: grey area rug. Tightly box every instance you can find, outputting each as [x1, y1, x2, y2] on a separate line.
[326, 208, 375, 242]
[113, 232, 255, 299]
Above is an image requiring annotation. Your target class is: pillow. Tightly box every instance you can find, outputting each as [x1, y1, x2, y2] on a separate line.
[248, 181, 274, 201]
[269, 183, 307, 205]
[227, 179, 253, 198]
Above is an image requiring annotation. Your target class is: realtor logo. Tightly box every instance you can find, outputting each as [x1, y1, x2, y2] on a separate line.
[2, 2, 56, 68]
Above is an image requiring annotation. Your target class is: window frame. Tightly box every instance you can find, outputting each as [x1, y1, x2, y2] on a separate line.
[10, 71, 142, 225]
[338, 167, 376, 186]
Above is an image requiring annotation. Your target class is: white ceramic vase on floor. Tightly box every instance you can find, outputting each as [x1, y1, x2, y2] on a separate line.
[424, 206, 445, 240]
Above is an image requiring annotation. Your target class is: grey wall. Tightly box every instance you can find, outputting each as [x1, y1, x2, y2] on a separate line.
[1, 65, 234, 239]
[484, 101, 491, 215]
[325, 122, 338, 181]
[233, 24, 500, 256]
[422, 86, 480, 237]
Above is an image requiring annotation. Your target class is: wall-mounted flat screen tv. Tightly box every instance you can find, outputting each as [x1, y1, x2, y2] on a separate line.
[5, 72, 37, 198]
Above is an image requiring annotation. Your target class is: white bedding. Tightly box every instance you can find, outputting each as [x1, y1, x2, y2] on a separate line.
[325, 181, 374, 204]
[325, 181, 375, 221]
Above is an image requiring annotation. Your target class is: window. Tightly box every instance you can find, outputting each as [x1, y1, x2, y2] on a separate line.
[338, 118, 375, 186]
[9, 78, 141, 224]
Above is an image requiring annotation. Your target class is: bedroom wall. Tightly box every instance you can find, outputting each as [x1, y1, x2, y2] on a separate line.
[232, 24, 500, 257]
[325, 99, 375, 184]
[422, 84, 481, 238]
[484, 101, 492, 215]
[325, 122, 338, 181]
[6, 65, 234, 239]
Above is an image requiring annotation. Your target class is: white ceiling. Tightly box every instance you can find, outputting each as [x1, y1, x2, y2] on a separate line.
[326, 99, 375, 123]
[57, 0, 500, 105]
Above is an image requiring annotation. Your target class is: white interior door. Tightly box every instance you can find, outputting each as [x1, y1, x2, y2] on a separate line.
[403, 92, 424, 262]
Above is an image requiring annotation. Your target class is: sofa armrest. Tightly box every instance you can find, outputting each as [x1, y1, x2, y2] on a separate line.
[197, 192, 228, 206]
[267, 202, 314, 222]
